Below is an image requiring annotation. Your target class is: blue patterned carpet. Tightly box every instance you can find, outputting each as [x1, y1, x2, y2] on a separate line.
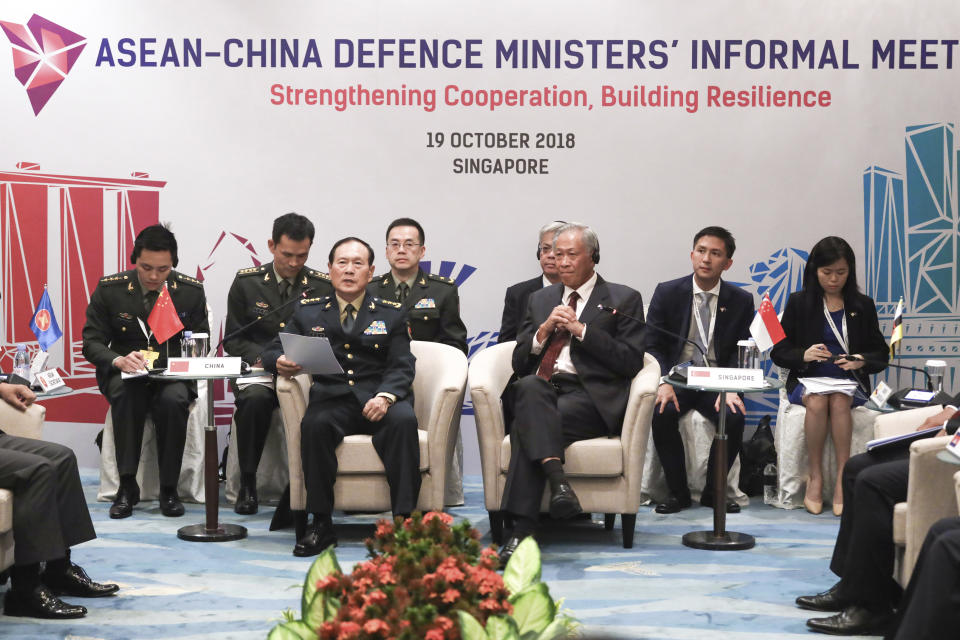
[1, 472, 879, 640]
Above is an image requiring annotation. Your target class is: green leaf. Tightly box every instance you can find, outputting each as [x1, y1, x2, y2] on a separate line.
[304, 591, 339, 629]
[510, 583, 555, 635]
[503, 536, 541, 595]
[267, 620, 318, 640]
[485, 615, 521, 640]
[532, 618, 571, 640]
[301, 548, 341, 620]
[457, 611, 489, 640]
[507, 581, 549, 605]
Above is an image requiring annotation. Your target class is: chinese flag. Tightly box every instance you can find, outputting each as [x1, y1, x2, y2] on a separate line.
[147, 283, 184, 344]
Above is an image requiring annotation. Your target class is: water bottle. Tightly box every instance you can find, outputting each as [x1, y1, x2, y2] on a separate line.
[12, 344, 30, 381]
[180, 331, 195, 358]
[762, 462, 778, 505]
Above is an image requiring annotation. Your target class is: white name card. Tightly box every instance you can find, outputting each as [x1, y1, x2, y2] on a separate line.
[686, 367, 766, 390]
[36, 368, 66, 391]
[869, 380, 894, 409]
[165, 357, 242, 377]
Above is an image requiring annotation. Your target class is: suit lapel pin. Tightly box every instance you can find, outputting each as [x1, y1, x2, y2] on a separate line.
[719, 306, 726, 313]
[850, 311, 857, 317]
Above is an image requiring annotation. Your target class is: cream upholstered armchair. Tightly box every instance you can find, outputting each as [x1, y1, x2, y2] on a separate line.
[275, 340, 467, 538]
[873, 405, 959, 585]
[1, 399, 47, 573]
[469, 342, 659, 548]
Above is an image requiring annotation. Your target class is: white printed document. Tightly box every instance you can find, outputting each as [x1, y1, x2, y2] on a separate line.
[279, 334, 344, 375]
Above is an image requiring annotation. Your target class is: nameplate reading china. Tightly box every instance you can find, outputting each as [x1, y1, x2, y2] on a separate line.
[686, 367, 766, 390]
[165, 357, 242, 376]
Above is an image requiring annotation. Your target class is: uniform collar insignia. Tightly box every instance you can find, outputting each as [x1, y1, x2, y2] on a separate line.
[171, 280, 178, 290]
[127, 282, 134, 292]
[382, 277, 390, 286]
[301, 276, 307, 285]
[418, 277, 426, 285]
[264, 273, 271, 282]
[324, 301, 332, 309]
[368, 301, 376, 311]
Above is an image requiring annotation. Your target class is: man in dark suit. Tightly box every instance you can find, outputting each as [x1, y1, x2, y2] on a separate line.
[798, 397, 960, 636]
[497, 221, 565, 343]
[1, 383, 119, 619]
[497, 222, 646, 566]
[886, 513, 960, 640]
[367, 217, 467, 354]
[262, 237, 418, 557]
[82, 224, 208, 519]
[645, 226, 754, 515]
[224, 213, 333, 515]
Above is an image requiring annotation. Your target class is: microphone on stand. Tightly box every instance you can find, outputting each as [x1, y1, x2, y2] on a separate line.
[211, 287, 315, 359]
[596, 304, 712, 378]
[852, 356, 951, 408]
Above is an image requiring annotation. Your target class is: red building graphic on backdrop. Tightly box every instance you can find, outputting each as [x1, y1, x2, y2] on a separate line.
[0, 164, 163, 421]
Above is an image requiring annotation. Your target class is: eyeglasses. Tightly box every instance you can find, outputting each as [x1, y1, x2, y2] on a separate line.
[388, 241, 421, 251]
[539, 245, 555, 254]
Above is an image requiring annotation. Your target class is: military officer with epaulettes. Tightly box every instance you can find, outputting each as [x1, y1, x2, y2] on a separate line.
[367, 217, 468, 354]
[262, 237, 419, 557]
[82, 224, 208, 520]
[223, 213, 333, 515]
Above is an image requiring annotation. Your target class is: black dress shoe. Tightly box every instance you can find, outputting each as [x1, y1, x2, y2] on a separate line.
[699, 494, 741, 513]
[796, 582, 844, 612]
[293, 521, 337, 557]
[159, 490, 185, 517]
[548, 480, 582, 520]
[3, 585, 86, 619]
[655, 495, 692, 514]
[109, 485, 139, 519]
[234, 484, 259, 515]
[498, 534, 530, 570]
[806, 605, 895, 636]
[42, 563, 119, 598]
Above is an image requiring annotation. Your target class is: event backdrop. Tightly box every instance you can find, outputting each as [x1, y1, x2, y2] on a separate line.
[1, 1, 957, 470]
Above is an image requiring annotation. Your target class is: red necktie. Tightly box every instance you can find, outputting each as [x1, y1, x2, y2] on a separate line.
[536, 291, 580, 380]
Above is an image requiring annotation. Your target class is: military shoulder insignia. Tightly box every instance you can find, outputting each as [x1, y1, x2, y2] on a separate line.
[99, 272, 130, 285]
[301, 295, 329, 306]
[237, 265, 266, 277]
[364, 320, 388, 335]
[306, 268, 331, 281]
[175, 273, 202, 287]
[374, 297, 402, 309]
[427, 273, 456, 285]
[414, 298, 437, 309]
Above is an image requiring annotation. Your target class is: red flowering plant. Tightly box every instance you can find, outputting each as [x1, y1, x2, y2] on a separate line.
[268, 512, 578, 640]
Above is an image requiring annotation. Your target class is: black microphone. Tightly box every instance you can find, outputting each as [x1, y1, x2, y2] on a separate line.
[597, 304, 711, 372]
[854, 357, 951, 408]
[212, 287, 314, 358]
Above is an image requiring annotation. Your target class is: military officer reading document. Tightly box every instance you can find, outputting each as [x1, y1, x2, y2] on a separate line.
[223, 213, 332, 515]
[82, 224, 208, 519]
[262, 237, 419, 557]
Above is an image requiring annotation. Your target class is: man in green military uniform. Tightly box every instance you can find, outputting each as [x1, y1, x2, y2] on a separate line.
[262, 237, 419, 557]
[223, 213, 333, 514]
[82, 224, 208, 519]
[367, 217, 468, 354]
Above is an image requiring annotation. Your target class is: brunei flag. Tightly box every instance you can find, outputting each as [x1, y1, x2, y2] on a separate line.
[889, 297, 904, 356]
[29, 286, 62, 351]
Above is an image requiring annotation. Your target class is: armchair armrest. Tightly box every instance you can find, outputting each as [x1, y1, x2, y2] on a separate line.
[0, 401, 45, 439]
[874, 405, 947, 440]
[903, 435, 959, 579]
[468, 342, 515, 510]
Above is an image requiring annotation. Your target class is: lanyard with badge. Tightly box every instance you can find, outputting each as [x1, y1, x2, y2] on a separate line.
[137, 318, 160, 369]
[822, 301, 849, 354]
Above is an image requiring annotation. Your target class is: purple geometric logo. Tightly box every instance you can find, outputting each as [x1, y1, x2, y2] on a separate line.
[0, 14, 85, 115]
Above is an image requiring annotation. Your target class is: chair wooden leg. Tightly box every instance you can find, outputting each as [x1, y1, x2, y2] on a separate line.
[489, 511, 504, 545]
[294, 510, 308, 541]
[621, 513, 637, 549]
[604, 513, 616, 531]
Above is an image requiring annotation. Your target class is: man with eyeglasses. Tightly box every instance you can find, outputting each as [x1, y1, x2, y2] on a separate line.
[367, 218, 467, 355]
[498, 221, 565, 344]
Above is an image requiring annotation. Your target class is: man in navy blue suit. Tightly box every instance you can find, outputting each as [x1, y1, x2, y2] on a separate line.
[497, 222, 647, 566]
[497, 221, 565, 343]
[644, 226, 754, 514]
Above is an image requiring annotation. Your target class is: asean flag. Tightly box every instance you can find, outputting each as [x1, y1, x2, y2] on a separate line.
[29, 287, 63, 351]
[147, 283, 184, 344]
[749, 292, 786, 352]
